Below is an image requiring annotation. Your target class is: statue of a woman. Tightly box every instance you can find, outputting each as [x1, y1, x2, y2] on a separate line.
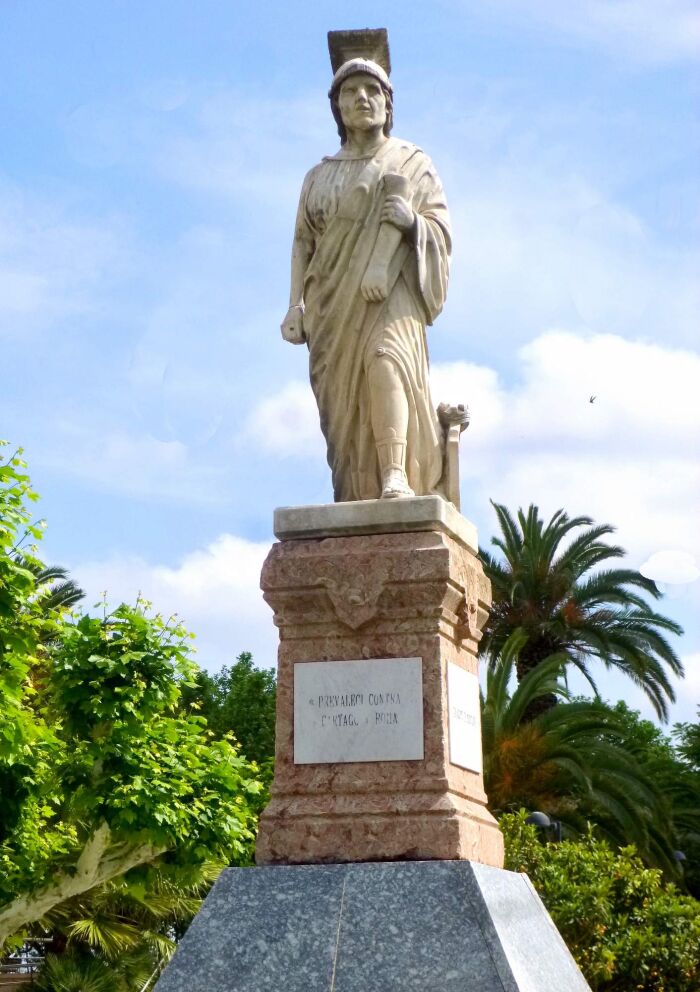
[280, 37, 452, 503]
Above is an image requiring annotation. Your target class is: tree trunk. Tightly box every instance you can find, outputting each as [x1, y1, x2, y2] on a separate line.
[0, 824, 167, 950]
[516, 635, 561, 722]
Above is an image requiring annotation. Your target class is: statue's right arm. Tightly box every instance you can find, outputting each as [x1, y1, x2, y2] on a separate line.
[280, 236, 312, 345]
[281, 174, 315, 345]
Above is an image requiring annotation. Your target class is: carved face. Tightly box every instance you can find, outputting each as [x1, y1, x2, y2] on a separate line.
[337, 73, 387, 132]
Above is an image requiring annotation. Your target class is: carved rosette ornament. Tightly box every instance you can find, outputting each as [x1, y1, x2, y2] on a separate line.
[319, 560, 390, 629]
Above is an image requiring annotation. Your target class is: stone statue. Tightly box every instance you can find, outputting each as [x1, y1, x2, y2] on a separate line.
[281, 29, 464, 505]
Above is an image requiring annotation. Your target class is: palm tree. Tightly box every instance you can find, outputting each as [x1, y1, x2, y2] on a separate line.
[35, 954, 116, 992]
[480, 503, 683, 720]
[20, 559, 85, 613]
[482, 636, 680, 872]
[33, 860, 221, 992]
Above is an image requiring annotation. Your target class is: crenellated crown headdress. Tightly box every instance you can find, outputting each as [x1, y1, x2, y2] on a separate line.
[327, 28, 392, 98]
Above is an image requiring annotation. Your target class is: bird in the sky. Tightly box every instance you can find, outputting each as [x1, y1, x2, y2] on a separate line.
[589, 395, 596, 404]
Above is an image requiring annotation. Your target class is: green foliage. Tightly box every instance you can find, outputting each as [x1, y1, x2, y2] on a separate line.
[21, 560, 85, 616]
[35, 953, 117, 992]
[1, 602, 263, 913]
[502, 811, 700, 992]
[482, 639, 678, 871]
[34, 860, 222, 991]
[593, 702, 700, 898]
[674, 712, 700, 771]
[0, 442, 44, 728]
[480, 503, 683, 719]
[0, 445, 264, 951]
[0, 443, 67, 868]
[182, 652, 276, 770]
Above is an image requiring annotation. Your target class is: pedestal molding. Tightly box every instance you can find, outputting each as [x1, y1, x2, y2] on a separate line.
[256, 518, 503, 868]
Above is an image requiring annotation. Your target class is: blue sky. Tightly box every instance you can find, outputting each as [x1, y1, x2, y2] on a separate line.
[2, 0, 699, 723]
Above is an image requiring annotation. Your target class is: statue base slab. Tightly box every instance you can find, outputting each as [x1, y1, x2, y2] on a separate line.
[154, 861, 591, 992]
[274, 493, 477, 550]
[256, 500, 503, 868]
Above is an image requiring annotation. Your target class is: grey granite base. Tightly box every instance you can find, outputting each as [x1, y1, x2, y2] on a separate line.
[154, 861, 590, 992]
[273, 495, 478, 552]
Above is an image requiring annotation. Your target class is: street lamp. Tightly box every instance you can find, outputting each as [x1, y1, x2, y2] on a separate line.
[526, 811, 562, 842]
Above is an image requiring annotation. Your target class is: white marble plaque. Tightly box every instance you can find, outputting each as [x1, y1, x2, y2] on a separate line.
[294, 657, 424, 764]
[447, 662, 483, 773]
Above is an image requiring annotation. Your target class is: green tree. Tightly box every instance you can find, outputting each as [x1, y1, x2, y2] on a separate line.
[673, 714, 700, 897]
[182, 652, 276, 768]
[19, 558, 85, 614]
[33, 860, 221, 992]
[0, 444, 52, 858]
[482, 638, 677, 871]
[0, 601, 263, 951]
[480, 503, 683, 719]
[0, 444, 263, 952]
[502, 811, 700, 992]
[35, 953, 116, 992]
[674, 712, 700, 767]
[592, 702, 700, 897]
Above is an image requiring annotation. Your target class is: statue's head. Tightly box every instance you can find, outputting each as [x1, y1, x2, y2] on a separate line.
[329, 58, 393, 144]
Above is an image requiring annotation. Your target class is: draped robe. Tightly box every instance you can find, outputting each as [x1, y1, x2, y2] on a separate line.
[295, 136, 452, 502]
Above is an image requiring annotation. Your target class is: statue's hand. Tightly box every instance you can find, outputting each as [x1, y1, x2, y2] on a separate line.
[381, 195, 415, 232]
[360, 263, 389, 302]
[281, 306, 306, 345]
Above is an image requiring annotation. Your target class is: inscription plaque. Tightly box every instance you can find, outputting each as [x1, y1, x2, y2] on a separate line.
[294, 657, 424, 764]
[447, 662, 483, 773]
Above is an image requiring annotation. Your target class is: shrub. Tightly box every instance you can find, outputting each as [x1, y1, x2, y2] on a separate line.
[502, 811, 700, 991]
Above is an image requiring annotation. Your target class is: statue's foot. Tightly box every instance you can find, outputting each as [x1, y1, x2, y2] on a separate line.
[381, 469, 415, 499]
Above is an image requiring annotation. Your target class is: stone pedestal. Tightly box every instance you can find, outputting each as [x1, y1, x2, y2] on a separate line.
[154, 862, 591, 992]
[255, 497, 504, 868]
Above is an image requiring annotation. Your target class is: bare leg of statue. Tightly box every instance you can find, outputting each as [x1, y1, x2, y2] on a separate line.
[368, 355, 414, 499]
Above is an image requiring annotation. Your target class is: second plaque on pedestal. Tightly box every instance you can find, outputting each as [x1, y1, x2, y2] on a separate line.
[294, 657, 424, 764]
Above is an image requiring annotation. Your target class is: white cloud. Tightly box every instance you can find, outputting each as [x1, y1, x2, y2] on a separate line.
[245, 380, 325, 458]
[640, 550, 700, 585]
[459, 0, 700, 64]
[434, 332, 700, 564]
[73, 533, 277, 670]
[247, 330, 700, 571]
[0, 181, 130, 333]
[69, 323, 700, 719]
[443, 172, 699, 351]
[668, 653, 700, 724]
[38, 422, 225, 505]
[63, 87, 329, 209]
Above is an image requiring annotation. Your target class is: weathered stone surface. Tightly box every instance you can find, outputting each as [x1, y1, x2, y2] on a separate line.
[256, 524, 502, 867]
[279, 30, 462, 505]
[154, 861, 591, 992]
[274, 494, 478, 550]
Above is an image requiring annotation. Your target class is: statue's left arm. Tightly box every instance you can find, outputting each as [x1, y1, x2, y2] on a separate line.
[409, 158, 452, 325]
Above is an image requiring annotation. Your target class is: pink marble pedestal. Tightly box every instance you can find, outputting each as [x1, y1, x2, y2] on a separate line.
[255, 502, 504, 869]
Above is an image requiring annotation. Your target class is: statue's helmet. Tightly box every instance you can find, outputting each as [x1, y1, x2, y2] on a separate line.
[328, 57, 392, 99]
